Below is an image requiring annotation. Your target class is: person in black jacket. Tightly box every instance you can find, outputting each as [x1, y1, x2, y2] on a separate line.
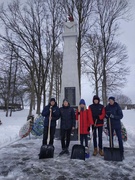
[105, 96, 124, 159]
[59, 99, 76, 155]
[42, 98, 60, 146]
[88, 95, 105, 156]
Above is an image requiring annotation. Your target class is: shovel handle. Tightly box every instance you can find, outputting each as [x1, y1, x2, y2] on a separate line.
[78, 108, 80, 144]
[109, 118, 113, 148]
[88, 119, 98, 149]
[91, 119, 97, 137]
[47, 109, 52, 144]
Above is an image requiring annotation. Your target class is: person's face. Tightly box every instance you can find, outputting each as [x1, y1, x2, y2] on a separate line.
[94, 99, 99, 104]
[50, 101, 55, 106]
[109, 99, 114, 105]
[63, 101, 68, 106]
[80, 104, 85, 108]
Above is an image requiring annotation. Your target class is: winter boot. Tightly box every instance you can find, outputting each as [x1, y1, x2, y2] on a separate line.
[121, 151, 124, 160]
[65, 148, 70, 155]
[59, 149, 66, 156]
[99, 149, 104, 156]
[93, 148, 98, 156]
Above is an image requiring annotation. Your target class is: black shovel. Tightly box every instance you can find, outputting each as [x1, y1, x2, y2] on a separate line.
[39, 109, 54, 159]
[71, 108, 85, 160]
[104, 118, 123, 161]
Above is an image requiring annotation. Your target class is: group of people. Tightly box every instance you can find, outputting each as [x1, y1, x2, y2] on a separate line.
[41, 95, 124, 159]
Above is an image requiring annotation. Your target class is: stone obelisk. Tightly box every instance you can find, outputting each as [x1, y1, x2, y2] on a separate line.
[60, 21, 80, 106]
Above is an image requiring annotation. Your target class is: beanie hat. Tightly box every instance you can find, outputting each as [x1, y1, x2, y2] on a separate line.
[108, 96, 115, 101]
[50, 98, 56, 102]
[79, 99, 86, 105]
[93, 95, 100, 103]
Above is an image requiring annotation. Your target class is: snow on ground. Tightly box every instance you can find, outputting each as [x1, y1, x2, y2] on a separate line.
[0, 109, 135, 180]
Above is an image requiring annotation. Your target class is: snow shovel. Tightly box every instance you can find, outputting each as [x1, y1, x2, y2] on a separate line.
[39, 108, 54, 159]
[71, 108, 85, 161]
[104, 118, 122, 161]
[86, 119, 98, 158]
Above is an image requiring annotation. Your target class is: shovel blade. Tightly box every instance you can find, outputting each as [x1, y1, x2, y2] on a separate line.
[104, 147, 123, 161]
[71, 144, 85, 160]
[39, 145, 54, 159]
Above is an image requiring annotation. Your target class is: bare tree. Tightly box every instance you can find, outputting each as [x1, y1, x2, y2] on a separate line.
[82, 33, 103, 96]
[83, 34, 129, 100]
[53, 50, 63, 106]
[46, 0, 63, 102]
[83, 0, 130, 105]
[0, 43, 21, 116]
[113, 94, 132, 105]
[96, 0, 130, 105]
[0, 0, 48, 114]
[0, 0, 64, 113]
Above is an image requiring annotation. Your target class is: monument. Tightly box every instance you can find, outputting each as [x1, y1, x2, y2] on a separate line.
[55, 20, 80, 140]
[60, 21, 80, 106]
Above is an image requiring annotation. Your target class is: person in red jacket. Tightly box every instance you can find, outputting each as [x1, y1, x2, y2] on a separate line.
[88, 95, 105, 156]
[76, 99, 93, 148]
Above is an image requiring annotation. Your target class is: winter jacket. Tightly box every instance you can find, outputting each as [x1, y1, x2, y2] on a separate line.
[76, 108, 93, 134]
[42, 102, 60, 127]
[105, 102, 123, 129]
[88, 103, 105, 127]
[60, 105, 76, 130]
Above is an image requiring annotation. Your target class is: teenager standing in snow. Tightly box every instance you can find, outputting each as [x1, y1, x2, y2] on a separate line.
[42, 98, 60, 146]
[105, 96, 124, 159]
[88, 95, 105, 156]
[76, 99, 93, 148]
[59, 99, 76, 155]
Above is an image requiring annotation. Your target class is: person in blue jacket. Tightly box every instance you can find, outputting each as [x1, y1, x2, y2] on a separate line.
[105, 96, 124, 159]
[59, 99, 76, 155]
[42, 98, 60, 146]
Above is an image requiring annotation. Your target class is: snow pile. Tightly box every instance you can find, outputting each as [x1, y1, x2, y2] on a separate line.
[0, 109, 135, 179]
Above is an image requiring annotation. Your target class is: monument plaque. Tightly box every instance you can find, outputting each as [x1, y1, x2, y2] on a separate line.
[65, 87, 76, 106]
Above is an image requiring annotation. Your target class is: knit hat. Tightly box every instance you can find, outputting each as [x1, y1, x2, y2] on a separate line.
[108, 96, 115, 101]
[79, 99, 86, 105]
[50, 98, 56, 102]
[93, 95, 100, 103]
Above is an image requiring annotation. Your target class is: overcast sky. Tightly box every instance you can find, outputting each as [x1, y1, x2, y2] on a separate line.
[82, 0, 135, 105]
[0, 0, 135, 105]
[119, 0, 135, 103]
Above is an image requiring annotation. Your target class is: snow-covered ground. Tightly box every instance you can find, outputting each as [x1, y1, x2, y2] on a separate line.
[0, 109, 135, 180]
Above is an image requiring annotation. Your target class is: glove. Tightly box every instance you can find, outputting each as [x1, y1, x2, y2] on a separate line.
[87, 127, 90, 132]
[106, 111, 110, 118]
[110, 114, 114, 118]
[49, 106, 52, 111]
[78, 112, 80, 115]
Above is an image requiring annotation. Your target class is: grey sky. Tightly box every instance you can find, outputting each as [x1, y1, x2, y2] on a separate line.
[0, 0, 135, 104]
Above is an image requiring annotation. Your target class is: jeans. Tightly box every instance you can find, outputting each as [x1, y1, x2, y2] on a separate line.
[92, 126, 103, 149]
[80, 134, 88, 147]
